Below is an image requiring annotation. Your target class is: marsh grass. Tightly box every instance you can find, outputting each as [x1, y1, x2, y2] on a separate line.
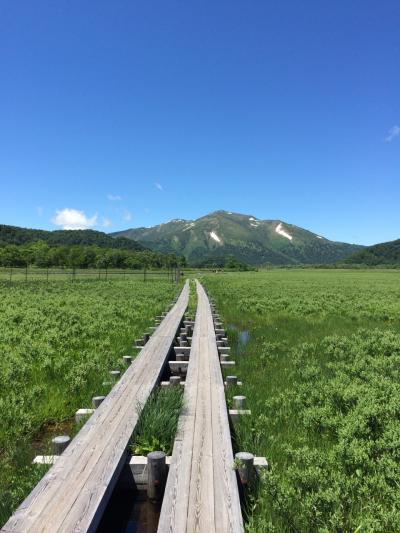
[0, 278, 180, 526]
[186, 278, 198, 319]
[204, 270, 400, 532]
[130, 386, 183, 456]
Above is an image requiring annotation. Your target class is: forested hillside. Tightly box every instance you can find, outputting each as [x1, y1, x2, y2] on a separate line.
[0, 225, 143, 250]
[345, 239, 400, 266]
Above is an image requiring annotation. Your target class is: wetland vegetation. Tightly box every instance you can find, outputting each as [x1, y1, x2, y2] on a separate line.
[203, 269, 400, 532]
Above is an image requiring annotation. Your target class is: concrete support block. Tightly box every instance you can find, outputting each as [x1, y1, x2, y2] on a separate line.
[75, 408, 95, 424]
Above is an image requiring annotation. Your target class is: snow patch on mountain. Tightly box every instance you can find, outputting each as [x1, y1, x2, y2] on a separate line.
[183, 222, 195, 232]
[275, 223, 293, 241]
[210, 231, 222, 243]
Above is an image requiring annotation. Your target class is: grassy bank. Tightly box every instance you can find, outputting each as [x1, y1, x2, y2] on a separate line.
[203, 269, 400, 532]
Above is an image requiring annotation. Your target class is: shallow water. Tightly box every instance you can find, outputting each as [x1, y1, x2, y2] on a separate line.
[96, 489, 161, 532]
[228, 323, 250, 354]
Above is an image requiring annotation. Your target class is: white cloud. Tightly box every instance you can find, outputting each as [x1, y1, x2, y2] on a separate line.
[122, 209, 132, 222]
[155, 182, 163, 191]
[107, 194, 122, 201]
[102, 217, 112, 228]
[52, 208, 98, 230]
[385, 125, 400, 142]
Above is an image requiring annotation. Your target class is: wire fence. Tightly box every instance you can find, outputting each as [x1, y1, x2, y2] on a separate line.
[0, 267, 184, 283]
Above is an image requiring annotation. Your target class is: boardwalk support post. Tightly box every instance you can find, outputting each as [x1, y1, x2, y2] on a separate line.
[233, 395, 247, 409]
[226, 375, 238, 386]
[75, 409, 95, 424]
[147, 451, 167, 502]
[92, 395, 106, 408]
[235, 452, 254, 486]
[52, 436, 71, 455]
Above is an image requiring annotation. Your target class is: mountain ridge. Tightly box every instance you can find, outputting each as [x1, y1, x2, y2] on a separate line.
[111, 210, 362, 266]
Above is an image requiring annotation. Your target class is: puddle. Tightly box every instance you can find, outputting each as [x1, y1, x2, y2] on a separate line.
[96, 489, 160, 533]
[228, 324, 250, 354]
[238, 329, 250, 347]
[125, 498, 161, 532]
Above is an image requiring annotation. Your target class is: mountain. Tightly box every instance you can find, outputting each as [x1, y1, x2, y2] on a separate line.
[0, 225, 144, 251]
[111, 210, 362, 266]
[345, 239, 400, 266]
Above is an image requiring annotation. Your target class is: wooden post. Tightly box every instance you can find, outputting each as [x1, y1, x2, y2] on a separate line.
[147, 451, 167, 502]
[233, 395, 247, 409]
[92, 396, 106, 408]
[52, 435, 71, 455]
[235, 452, 254, 486]
[226, 375, 238, 387]
[122, 356, 132, 366]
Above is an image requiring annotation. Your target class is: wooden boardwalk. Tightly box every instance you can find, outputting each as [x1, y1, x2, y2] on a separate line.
[158, 281, 243, 533]
[2, 282, 189, 533]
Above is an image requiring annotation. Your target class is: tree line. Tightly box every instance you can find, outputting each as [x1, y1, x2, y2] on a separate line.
[0, 225, 143, 250]
[0, 241, 186, 269]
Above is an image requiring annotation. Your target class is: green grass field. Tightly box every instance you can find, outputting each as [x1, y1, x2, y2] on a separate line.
[3, 269, 400, 531]
[0, 278, 179, 525]
[203, 269, 400, 532]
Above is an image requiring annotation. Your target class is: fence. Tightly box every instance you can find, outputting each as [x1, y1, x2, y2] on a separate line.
[0, 267, 183, 283]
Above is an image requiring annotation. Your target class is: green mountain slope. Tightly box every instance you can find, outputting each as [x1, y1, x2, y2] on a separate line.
[111, 210, 362, 266]
[0, 224, 144, 251]
[345, 239, 400, 266]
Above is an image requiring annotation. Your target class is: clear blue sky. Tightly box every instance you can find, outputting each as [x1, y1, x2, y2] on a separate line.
[0, 1, 399, 245]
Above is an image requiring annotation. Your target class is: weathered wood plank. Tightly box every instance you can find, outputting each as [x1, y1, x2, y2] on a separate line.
[158, 281, 243, 533]
[2, 282, 189, 533]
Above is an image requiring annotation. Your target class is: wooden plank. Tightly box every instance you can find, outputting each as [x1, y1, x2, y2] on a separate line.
[158, 281, 243, 533]
[2, 282, 189, 533]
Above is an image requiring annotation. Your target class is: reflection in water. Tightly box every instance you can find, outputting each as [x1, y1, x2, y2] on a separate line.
[229, 324, 250, 354]
[125, 497, 161, 533]
[238, 329, 250, 347]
